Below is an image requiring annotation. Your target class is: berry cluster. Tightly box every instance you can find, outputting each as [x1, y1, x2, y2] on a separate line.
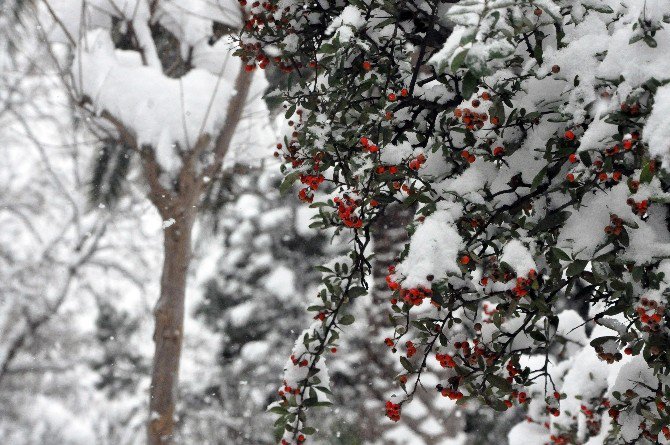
[627, 197, 649, 217]
[385, 401, 401, 422]
[405, 341, 416, 358]
[359, 136, 379, 153]
[636, 297, 664, 326]
[511, 269, 537, 299]
[436, 353, 456, 368]
[333, 196, 362, 228]
[604, 214, 624, 237]
[453, 94, 492, 130]
[408, 153, 426, 171]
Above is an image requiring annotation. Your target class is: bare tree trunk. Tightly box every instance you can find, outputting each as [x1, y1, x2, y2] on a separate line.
[147, 198, 197, 445]
[145, 63, 252, 445]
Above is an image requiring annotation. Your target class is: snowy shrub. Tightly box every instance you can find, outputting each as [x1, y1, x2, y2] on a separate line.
[240, 0, 670, 443]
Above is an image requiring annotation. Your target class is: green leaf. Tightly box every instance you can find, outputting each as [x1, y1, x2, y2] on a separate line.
[488, 374, 512, 391]
[400, 357, 414, 372]
[531, 210, 570, 235]
[530, 166, 546, 191]
[640, 161, 654, 183]
[490, 398, 509, 411]
[451, 49, 469, 72]
[302, 426, 317, 435]
[279, 171, 300, 195]
[461, 71, 479, 99]
[347, 286, 368, 299]
[566, 260, 587, 277]
[551, 247, 571, 261]
[339, 314, 355, 325]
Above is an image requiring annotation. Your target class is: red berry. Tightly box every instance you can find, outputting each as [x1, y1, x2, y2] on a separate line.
[568, 154, 578, 163]
[400, 88, 409, 97]
[564, 130, 575, 140]
[388, 93, 397, 101]
[460, 255, 471, 265]
[362, 61, 372, 71]
[566, 173, 575, 182]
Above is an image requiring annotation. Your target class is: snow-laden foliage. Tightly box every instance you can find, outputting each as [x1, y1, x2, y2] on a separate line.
[44, 0, 272, 185]
[194, 163, 337, 443]
[241, 0, 670, 443]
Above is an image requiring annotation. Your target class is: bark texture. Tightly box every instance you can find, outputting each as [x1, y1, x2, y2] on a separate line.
[145, 63, 253, 445]
[147, 200, 196, 444]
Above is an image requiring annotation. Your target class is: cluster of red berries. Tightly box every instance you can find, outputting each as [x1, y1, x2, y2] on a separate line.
[405, 341, 416, 357]
[607, 406, 619, 421]
[300, 174, 324, 190]
[636, 298, 664, 326]
[333, 196, 362, 228]
[604, 214, 624, 237]
[504, 390, 528, 408]
[385, 401, 401, 422]
[290, 354, 309, 367]
[376, 164, 399, 175]
[359, 136, 379, 153]
[386, 88, 409, 102]
[459, 149, 476, 164]
[399, 286, 433, 306]
[506, 361, 521, 381]
[594, 344, 623, 364]
[454, 106, 488, 130]
[278, 381, 301, 398]
[408, 153, 427, 170]
[511, 269, 537, 299]
[627, 198, 649, 217]
[604, 139, 635, 157]
[280, 434, 306, 445]
[385, 265, 400, 291]
[436, 353, 456, 368]
[298, 188, 313, 203]
[580, 403, 602, 435]
[440, 388, 464, 400]
[620, 102, 641, 115]
[546, 405, 561, 417]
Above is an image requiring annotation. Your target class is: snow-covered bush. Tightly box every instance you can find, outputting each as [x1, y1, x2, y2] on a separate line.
[194, 163, 336, 443]
[240, 1, 670, 443]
